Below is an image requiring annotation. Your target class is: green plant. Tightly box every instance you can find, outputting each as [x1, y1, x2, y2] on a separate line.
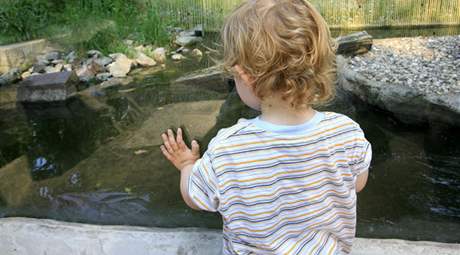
[0, 0, 56, 41]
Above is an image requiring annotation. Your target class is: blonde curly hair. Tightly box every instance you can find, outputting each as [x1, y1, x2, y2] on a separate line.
[222, 0, 336, 108]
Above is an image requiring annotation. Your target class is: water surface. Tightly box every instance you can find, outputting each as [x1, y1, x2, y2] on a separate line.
[0, 44, 459, 243]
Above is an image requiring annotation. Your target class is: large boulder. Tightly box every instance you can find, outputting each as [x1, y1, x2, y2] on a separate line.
[337, 55, 460, 126]
[17, 71, 78, 103]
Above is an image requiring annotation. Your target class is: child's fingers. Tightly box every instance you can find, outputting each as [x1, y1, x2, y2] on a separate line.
[176, 128, 186, 150]
[167, 129, 179, 150]
[161, 133, 174, 153]
[160, 145, 174, 161]
[191, 140, 200, 156]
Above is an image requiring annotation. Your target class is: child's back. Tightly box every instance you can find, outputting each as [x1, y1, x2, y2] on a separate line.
[188, 112, 371, 254]
[160, 0, 372, 254]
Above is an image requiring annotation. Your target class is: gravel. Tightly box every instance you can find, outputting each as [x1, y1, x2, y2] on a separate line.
[348, 35, 460, 95]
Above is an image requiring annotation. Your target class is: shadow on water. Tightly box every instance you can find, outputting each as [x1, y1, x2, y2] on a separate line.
[0, 41, 459, 242]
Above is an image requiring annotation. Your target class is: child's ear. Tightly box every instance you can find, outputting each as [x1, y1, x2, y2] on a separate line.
[234, 65, 254, 87]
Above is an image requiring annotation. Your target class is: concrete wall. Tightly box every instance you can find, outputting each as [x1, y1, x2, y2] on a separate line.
[0, 218, 459, 255]
[0, 39, 47, 74]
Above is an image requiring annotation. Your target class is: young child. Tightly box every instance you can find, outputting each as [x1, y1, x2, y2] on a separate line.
[160, 0, 372, 254]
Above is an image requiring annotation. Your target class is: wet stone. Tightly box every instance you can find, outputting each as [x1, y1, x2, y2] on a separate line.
[17, 71, 78, 103]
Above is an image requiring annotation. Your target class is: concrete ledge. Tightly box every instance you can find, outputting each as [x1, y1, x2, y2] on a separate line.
[0, 218, 459, 255]
[0, 39, 47, 74]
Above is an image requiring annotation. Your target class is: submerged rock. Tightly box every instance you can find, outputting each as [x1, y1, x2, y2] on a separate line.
[0, 156, 33, 207]
[174, 65, 229, 93]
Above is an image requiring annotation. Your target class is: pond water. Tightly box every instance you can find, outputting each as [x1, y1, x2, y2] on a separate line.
[0, 42, 459, 243]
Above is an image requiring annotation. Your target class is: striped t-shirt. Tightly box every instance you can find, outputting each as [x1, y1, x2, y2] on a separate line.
[188, 111, 372, 255]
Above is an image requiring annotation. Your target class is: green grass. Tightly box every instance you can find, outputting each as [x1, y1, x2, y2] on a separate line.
[0, 0, 175, 53]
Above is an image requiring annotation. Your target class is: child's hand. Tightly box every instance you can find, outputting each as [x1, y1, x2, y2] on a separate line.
[160, 128, 200, 171]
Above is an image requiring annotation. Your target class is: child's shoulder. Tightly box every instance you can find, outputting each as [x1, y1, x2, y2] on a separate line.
[321, 111, 361, 126]
[206, 118, 258, 151]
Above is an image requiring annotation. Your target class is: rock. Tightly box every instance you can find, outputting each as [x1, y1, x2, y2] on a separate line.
[108, 53, 124, 60]
[175, 35, 202, 47]
[45, 51, 61, 62]
[173, 25, 204, 48]
[90, 60, 107, 74]
[171, 54, 185, 61]
[336, 31, 373, 56]
[94, 57, 113, 67]
[51, 59, 64, 65]
[96, 72, 112, 82]
[0, 68, 21, 86]
[63, 64, 72, 72]
[193, 24, 204, 37]
[135, 52, 156, 67]
[32, 63, 47, 74]
[36, 55, 50, 66]
[17, 71, 78, 102]
[134, 45, 145, 52]
[65, 51, 77, 63]
[152, 48, 167, 63]
[191, 49, 203, 58]
[98, 77, 133, 89]
[87, 50, 103, 58]
[76, 64, 96, 83]
[45, 64, 63, 74]
[337, 55, 460, 126]
[21, 71, 32, 80]
[108, 54, 133, 78]
[174, 65, 230, 93]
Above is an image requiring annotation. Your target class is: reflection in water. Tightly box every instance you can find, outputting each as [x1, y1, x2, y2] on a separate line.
[0, 56, 459, 242]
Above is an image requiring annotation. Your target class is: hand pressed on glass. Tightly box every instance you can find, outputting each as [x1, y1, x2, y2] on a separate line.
[160, 128, 202, 210]
[160, 128, 200, 171]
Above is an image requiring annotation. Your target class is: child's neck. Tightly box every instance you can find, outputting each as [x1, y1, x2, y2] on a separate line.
[259, 96, 316, 126]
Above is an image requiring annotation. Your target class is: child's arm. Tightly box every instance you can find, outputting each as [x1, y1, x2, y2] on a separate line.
[355, 170, 368, 193]
[160, 128, 201, 210]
